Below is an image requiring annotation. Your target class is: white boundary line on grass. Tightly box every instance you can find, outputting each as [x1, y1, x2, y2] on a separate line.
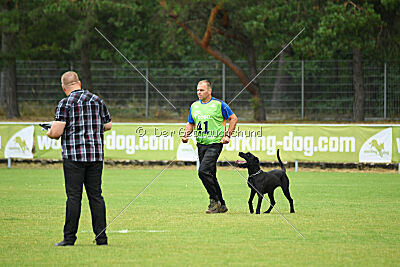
[83, 229, 168, 233]
[94, 159, 176, 242]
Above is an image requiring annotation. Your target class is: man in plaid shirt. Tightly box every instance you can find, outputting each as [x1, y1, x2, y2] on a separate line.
[47, 71, 112, 246]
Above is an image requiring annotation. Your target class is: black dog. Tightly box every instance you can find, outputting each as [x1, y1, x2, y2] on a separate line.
[237, 150, 295, 214]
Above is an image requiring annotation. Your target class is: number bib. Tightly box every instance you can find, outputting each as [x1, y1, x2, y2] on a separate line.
[191, 99, 225, 145]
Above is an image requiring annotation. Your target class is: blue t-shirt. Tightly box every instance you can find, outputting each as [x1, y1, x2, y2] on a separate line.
[188, 97, 233, 124]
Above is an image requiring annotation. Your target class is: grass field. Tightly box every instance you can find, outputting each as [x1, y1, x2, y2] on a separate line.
[0, 166, 399, 266]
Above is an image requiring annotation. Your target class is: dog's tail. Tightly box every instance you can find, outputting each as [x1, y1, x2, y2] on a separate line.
[277, 149, 286, 172]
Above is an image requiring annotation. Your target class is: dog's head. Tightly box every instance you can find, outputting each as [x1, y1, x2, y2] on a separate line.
[238, 152, 260, 170]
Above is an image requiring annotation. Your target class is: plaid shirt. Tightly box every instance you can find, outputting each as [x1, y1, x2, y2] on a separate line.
[54, 89, 111, 162]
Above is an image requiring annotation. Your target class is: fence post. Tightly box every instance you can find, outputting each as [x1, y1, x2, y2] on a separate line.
[145, 67, 149, 118]
[301, 60, 304, 119]
[295, 160, 298, 172]
[384, 62, 387, 119]
[8, 158, 11, 168]
[222, 63, 226, 102]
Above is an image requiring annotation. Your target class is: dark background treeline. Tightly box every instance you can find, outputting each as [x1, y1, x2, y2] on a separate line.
[1, 0, 399, 121]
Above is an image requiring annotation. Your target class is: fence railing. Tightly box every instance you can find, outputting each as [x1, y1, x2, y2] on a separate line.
[3, 60, 400, 120]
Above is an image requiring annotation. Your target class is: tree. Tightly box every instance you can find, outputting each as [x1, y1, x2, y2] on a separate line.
[271, 46, 293, 109]
[1, 0, 72, 118]
[78, 1, 97, 90]
[311, 1, 382, 121]
[1, 0, 20, 118]
[159, 1, 271, 121]
[43, 0, 100, 89]
[373, 0, 400, 61]
[43, 0, 174, 90]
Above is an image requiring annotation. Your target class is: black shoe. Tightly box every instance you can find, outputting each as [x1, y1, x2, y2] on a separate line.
[206, 199, 221, 214]
[96, 236, 108, 246]
[219, 204, 228, 213]
[207, 199, 215, 209]
[54, 240, 74, 246]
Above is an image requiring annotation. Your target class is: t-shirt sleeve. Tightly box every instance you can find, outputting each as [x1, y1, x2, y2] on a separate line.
[188, 107, 194, 124]
[54, 99, 67, 122]
[221, 101, 234, 119]
[101, 100, 112, 123]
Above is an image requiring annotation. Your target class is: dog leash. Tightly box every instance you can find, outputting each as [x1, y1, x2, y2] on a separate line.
[248, 169, 262, 178]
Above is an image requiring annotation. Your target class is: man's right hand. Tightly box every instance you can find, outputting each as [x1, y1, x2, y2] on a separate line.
[182, 123, 194, 143]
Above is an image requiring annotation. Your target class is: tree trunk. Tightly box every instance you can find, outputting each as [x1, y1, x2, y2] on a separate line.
[80, 40, 92, 90]
[1, 30, 19, 118]
[250, 90, 266, 121]
[246, 42, 265, 121]
[272, 46, 293, 109]
[79, 1, 96, 90]
[0, 70, 6, 108]
[352, 47, 364, 121]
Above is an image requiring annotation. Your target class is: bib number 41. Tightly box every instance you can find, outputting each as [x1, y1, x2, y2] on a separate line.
[196, 121, 209, 134]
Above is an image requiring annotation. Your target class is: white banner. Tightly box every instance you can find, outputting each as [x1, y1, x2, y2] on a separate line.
[359, 128, 392, 163]
[4, 126, 34, 159]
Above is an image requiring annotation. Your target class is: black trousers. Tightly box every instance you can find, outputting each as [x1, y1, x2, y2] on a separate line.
[197, 143, 225, 205]
[62, 159, 107, 243]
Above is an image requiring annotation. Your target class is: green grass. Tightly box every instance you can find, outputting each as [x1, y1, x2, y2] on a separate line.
[0, 167, 399, 266]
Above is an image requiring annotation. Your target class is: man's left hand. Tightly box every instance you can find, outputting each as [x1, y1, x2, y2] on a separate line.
[220, 136, 230, 144]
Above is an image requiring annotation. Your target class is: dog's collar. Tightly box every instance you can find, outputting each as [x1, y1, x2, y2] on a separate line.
[248, 169, 262, 178]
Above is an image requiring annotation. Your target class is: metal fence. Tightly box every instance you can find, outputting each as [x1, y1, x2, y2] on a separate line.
[8, 60, 400, 120]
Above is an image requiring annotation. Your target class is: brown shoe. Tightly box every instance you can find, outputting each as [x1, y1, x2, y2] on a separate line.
[205, 199, 221, 214]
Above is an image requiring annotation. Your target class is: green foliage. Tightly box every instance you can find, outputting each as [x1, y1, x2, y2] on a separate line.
[314, 1, 382, 58]
[0, 0, 399, 63]
[1, 0, 400, 121]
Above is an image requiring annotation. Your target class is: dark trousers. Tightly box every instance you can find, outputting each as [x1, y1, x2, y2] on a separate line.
[197, 143, 225, 205]
[62, 159, 107, 243]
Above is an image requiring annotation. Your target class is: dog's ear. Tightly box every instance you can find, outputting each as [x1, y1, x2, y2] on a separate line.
[255, 157, 259, 164]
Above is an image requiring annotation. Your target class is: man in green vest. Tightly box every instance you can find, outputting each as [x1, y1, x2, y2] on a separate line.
[182, 80, 238, 213]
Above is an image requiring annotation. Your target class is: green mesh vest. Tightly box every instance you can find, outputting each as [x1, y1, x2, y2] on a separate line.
[191, 99, 225, 145]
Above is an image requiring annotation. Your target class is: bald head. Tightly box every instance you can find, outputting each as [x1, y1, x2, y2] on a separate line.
[61, 71, 80, 87]
[61, 71, 81, 95]
[197, 80, 213, 103]
[198, 80, 212, 90]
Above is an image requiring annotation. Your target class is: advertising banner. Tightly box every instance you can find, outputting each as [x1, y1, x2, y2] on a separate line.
[393, 126, 400, 163]
[0, 124, 34, 159]
[34, 125, 62, 159]
[0, 123, 399, 163]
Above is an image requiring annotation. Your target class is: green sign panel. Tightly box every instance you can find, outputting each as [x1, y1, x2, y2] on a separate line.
[0, 123, 398, 163]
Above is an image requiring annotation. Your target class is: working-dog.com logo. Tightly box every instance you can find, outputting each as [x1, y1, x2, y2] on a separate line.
[4, 126, 34, 159]
[359, 128, 392, 163]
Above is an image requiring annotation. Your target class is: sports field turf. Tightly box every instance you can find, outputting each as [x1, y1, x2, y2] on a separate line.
[0, 166, 399, 266]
